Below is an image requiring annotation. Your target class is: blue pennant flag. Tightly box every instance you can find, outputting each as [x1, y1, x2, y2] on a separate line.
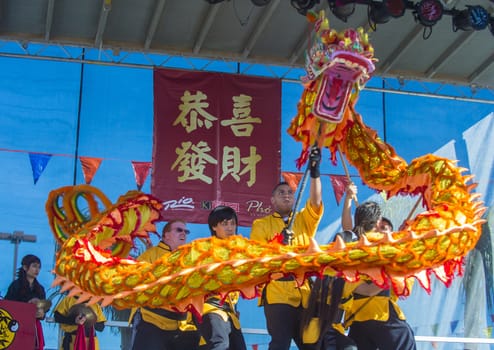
[29, 153, 52, 184]
[450, 320, 459, 333]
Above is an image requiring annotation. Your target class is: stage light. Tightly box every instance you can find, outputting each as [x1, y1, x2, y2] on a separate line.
[369, 0, 407, 26]
[369, 2, 391, 24]
[329, 0, 355, 23]
[452, 5, 490, 31]
[467, 5, 490, 30]
[414, 0, 443, 27]
[291, 0, 319, 16]
[385, 0, 407, 18]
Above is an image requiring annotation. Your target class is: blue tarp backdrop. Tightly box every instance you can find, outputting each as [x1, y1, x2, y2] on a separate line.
[0, 53, 493, 349]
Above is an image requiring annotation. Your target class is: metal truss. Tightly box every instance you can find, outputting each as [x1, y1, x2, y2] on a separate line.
[1, 39, 493, 105]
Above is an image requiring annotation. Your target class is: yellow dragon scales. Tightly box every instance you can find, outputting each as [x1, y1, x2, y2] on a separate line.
[47, 11, 485, 314]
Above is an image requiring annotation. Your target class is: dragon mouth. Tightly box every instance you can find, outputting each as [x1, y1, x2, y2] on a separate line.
[312, 50, 375, 123]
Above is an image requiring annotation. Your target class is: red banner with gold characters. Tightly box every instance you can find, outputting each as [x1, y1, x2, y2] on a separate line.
[152, 68, 281, 227]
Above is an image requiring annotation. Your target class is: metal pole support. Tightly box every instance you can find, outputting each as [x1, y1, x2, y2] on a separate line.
[0, 231, 37, 281]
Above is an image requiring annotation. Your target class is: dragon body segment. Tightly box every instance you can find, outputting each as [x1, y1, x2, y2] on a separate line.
[48, 11, 485, 312]
[49, 184, 479, 312]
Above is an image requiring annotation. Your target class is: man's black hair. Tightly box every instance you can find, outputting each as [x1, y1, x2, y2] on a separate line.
[353, 201, 382, 237]
[208, 206, 238, 236]
[271, 181, 290, 195]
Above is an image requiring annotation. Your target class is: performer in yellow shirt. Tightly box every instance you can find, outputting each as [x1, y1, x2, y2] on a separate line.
[129, 220, 200, 350]
[54, 295, 106, 350]
[197, 206, 247, 350]
[250, 147, 323, 350]
[340, 190, 416, 350]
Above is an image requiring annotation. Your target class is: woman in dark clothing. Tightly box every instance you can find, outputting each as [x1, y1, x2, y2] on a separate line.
[5, 254, 46, 304]
[5, 254, 48, 349]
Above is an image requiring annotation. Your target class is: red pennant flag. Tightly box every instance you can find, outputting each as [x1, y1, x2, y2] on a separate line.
[131, 161, 152, 190]
[329, 174, 350, 205]
[28, 153, 52, 184]
[252, 345, 258, 350]
[282, 171, 303, 192]
[79, 157, 102, 184]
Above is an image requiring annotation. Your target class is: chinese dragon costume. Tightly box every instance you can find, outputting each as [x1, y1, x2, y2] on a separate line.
[47, 11, 485, 314]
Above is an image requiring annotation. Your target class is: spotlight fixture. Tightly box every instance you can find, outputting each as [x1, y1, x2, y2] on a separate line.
[330, 0, 355, 23]
[414, 0, 443, 27]
[467, 5, 490, 30]
[384, 0, 408, 18]
[452, 5, 490, 31]
[291, 0, 320, 16]
[369, 2, 391, 25]
[369, 0, 408, 26]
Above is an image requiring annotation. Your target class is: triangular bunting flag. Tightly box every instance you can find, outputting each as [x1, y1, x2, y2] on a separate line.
[329, 174, 350, 205]
[484, 327, 493, 338]
[79, 157, 102, 184]
[431, 323, 439, 335]
[131, 161, 152, 190]
[29, 153, 52, 184]
[252, 345, 258, 350]
[450, 320, 459, 333]
[282, 171, 303, 192]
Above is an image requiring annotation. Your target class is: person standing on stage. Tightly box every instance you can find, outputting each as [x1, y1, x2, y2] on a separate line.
[130, 220, 200, 350]
[250, 147, 324, 350]
[197, 206, 247, 350]
[341, 196, 417, 350]
[5, 254, 48, 350]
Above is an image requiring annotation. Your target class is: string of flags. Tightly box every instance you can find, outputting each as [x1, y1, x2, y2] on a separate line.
[5, 147, 356, 202]
[1, 147, 152, 190]
[282, 171, 356, 205]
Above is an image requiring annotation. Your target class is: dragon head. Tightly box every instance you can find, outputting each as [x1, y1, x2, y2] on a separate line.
[287, 11, 378, 166]
[303, 11, 376, 123]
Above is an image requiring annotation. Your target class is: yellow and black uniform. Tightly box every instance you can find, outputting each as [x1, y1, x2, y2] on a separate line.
[250, 200, 323, 350]
[301, 231, 358, 350]
[341, 271, 416, 349]
[301, 278, 358, 350]
[129, 241, 200, 350]
[331, 230, 416, 350]
[54, 296, 106, 350]
[197, 292, 247, 350]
